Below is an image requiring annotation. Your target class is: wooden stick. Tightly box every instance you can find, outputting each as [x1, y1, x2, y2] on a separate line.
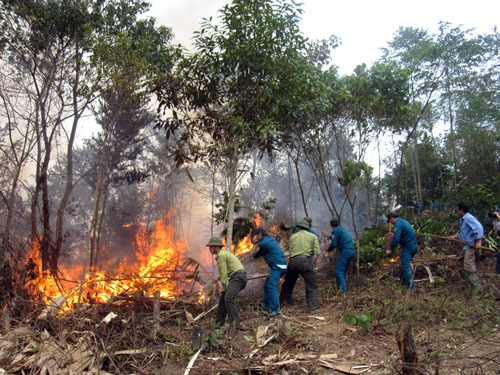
[281, 314, 316, 328]
[416, 233, 496, 252]
[184, 348, 202, 375]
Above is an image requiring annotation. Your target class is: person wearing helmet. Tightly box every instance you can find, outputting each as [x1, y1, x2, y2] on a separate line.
[251, 227, 287, 317]
[322, 218, 355, 293]
[279, 220, 321, 312]
[206, 237, 247, 330]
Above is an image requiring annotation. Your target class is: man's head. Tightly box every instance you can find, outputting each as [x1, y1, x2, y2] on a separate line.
[387, 212, 399, 224]
[330, 218, 339, 228]
[296, 219, 310, 230]
[252, 227, 266, 242]
[206, 237, 224, 255]
[457, 202, 469, 218]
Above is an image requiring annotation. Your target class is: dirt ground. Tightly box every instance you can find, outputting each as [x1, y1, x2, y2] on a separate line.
[1, 252, 499, 375]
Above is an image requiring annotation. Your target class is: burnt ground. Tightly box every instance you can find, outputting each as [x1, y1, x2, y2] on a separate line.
[0, 249, 500, 375]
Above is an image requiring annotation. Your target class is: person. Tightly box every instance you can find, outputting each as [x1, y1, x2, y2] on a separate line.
[386, 212, 418, 289]
[206, 237, 247, 330]
[322, 219, 355, 293]
[251, 228, 287, 317]
[279, 220, 321, 312]
[448, 202, 484, 291]
[492, 209, 500, 232]
[287, 217, 319, 304]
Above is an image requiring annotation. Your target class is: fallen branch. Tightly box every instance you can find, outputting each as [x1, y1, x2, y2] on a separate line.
[281, 314, 316, 328]
[193, 304, 218, 322]
[417, 233, 495, 252]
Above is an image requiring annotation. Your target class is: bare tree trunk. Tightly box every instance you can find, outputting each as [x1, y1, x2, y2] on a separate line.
[292, 151, 309, 217]
[225, 143, 239, 253]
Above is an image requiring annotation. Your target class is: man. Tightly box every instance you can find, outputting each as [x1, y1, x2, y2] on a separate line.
[287, 217, 319, 304]
[279, 220, 321, 312]
[448, 202, 484, 291]
[322, 219, 355, 293]
[386, 212, 418, 289]
[206, 237, 247, 330]
[251, 228, 287, 317]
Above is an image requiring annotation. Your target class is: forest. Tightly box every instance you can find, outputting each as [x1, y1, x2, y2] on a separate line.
[0, 0, 499, 374]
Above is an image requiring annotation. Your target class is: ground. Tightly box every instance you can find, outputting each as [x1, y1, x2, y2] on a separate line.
[0, 248, 499, 374]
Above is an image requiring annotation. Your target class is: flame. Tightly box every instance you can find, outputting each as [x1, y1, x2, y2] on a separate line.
[390, 256, 400, 263]
[26, 214, 202, 313]
[122, 222, 133, 228]
[232, 214, 264, 256]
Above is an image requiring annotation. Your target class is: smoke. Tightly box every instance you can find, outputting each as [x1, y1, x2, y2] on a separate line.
[149, 0, 229, 49]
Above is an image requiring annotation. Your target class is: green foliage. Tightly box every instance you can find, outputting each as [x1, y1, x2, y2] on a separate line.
[343, 308, 371, 330]
[412, 215, 450, 235]
[358, 227, 386, 265]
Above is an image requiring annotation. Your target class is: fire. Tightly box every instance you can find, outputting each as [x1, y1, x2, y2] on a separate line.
[390, 256, 400, 263]
[26, 215, 201, 313]
[383, 255, 401, 267]
[232, 214, 264, 256]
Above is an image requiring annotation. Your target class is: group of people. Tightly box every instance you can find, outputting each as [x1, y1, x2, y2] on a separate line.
[205, 202, 485, 330]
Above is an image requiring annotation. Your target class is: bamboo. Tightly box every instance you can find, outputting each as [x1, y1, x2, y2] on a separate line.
[416, 233, 496, 252]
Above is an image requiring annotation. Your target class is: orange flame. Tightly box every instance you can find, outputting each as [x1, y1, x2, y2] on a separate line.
[26, 214, 201, 313]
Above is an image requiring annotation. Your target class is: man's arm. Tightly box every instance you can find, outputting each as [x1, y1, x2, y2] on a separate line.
[218, 255, 228, 292]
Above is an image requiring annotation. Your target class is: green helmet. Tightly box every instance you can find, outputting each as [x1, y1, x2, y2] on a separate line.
[296, 220, 310, 230]
[206, 237, 224, 247]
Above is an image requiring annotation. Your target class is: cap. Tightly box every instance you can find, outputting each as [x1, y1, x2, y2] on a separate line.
[296, 220, 310, 230]
[206, 237, 224, 247]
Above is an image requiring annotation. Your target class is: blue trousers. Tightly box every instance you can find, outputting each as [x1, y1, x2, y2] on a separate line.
[400, 248, 417, 289]
[335, 251, 355, 293]
[263, 268, 286, 312]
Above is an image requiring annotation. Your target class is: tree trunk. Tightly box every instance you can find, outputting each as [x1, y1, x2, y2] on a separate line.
[225, 142, 240, 253]
[292, 151, 309, 217]
[395, 321, 421, 375]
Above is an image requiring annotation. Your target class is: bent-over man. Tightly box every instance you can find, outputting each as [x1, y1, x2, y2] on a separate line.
[252, 228, 287, 317]
[207, 237, 247, 330]
[386, 212, 418, 289]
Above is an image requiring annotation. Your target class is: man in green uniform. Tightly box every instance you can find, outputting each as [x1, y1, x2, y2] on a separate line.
[279, 220, 321, 312]
[207, 237, 247, 330]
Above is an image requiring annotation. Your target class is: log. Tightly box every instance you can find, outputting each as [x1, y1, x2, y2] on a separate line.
[395, 321, 421, 375]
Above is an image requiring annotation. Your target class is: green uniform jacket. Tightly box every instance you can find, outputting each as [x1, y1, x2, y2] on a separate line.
[288, 230, 320, 258]
[216, 250, 245, 291]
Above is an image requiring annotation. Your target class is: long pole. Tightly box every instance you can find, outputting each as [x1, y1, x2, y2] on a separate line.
[416, 233, 496, 252]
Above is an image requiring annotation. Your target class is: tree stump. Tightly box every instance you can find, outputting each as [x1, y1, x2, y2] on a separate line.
[395, 321, 421, 375]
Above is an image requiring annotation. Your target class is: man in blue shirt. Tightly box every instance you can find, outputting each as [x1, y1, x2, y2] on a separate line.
[386, 212, 418, 289]
[252, 228, 288, 317]
[448, 202, 484, 291]
[322, 219, 355, 293]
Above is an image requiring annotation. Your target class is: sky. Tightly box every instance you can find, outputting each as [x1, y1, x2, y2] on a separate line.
[148, 0, 500, 75]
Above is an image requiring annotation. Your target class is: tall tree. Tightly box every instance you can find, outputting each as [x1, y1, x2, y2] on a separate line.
[156, 0, 328, 250]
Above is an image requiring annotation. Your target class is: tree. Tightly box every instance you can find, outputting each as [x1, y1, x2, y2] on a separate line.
[0, 0, 176, 276]
[156, 0, 328, 250]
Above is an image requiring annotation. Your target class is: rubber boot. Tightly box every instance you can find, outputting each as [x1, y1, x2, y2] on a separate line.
[469, 273, 482, 293]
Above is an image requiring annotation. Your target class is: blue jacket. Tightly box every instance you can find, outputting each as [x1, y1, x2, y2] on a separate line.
[328, 226, 355, 254]
[252, 235, 287, 270]
[390, 218, 417, 252]
[458, 212, 484, 250]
